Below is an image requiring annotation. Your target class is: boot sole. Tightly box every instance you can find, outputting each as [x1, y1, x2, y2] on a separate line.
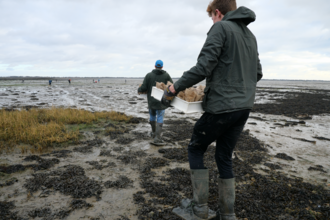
[172, 207, 217, 220]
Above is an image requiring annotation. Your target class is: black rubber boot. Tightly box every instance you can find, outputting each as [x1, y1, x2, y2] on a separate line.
[150, 123, 165, 146]
[172, 169, 216, 220]
[218, 178, 236, 220]
[149, 121, 156, 138]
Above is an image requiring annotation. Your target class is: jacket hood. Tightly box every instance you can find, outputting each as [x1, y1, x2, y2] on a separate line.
[223, 6, 256, 26]
[152, 69, 166, 75]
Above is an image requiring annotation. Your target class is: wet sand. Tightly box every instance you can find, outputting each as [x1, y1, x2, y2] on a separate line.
[0, 79, 329, 219]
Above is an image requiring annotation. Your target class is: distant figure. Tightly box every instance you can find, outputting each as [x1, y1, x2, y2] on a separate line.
[98, 79, 100, 83]
[138, 59, 173, 146]
[93, 79, 94, 83]
[68, 79, 71, 84]
[125, 79, 127, 83]
[49, 80, 52, 86]
[22, 80, 24, 83]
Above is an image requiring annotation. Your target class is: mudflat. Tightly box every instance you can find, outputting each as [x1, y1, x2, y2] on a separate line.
[0, 78, 329, 219]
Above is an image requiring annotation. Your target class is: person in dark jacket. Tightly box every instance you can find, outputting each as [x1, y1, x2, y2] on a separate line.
[138, 60, 173, 146]
[167, 1, 263, 219]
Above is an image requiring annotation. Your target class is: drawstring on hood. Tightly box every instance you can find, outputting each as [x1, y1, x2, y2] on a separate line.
[223, 6, 256, 26]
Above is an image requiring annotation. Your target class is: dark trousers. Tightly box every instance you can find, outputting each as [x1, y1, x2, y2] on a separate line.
[188, 109, 250, 179]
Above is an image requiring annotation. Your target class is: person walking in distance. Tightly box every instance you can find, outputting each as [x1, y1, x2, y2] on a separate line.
[138, 60, 173, 146]
[163, 1, 263, 219]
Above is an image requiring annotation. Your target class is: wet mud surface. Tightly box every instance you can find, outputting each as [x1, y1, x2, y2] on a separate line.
[1, 80, 330, 219]
[132, 126, 330, 220]
[1, 116, 329, 219]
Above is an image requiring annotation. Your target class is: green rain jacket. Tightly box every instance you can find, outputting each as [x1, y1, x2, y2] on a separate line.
[138, 69, 173, 110]
[174, 6, 263, 114]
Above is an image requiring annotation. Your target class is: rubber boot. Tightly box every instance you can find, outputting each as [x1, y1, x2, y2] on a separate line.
[172, 169, 216, 220]
[217, 178, 236, 220]
[149, 121, 156, 138]
[150, 123, 165, 146]
[191, 169, 209, 219]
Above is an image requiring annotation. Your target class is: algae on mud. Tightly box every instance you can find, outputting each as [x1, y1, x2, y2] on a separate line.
[0, 99, 329, 219]
[132, 122, 330, 220]
[252, 89, 330, 118]
[24, 165, 103, 199]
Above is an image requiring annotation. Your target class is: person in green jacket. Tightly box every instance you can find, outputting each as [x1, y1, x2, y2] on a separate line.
[165, 1, 263, 219]
[138, 60, 173, 146]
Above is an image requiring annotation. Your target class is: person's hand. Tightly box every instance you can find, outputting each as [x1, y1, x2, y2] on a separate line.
[169, 85, 176, 94]
[161, 85, 176, 107]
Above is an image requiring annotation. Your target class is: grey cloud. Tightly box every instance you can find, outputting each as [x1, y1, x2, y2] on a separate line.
[0, 0, 329, 79]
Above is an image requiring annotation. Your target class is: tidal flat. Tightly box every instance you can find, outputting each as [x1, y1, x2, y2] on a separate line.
[0, 78, 329, 219]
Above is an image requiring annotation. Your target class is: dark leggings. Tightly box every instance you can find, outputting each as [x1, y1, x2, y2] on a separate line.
[188, 109, 250, 179]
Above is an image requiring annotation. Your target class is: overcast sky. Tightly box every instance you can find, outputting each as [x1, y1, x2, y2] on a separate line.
[0, 0, 329, 80]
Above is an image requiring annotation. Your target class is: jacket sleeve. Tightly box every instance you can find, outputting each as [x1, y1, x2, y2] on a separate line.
[174, 23, 225, 92]
[257, 53, 263, 82]
[138, 74, 148, 93]
[168, 74, 173, 84]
